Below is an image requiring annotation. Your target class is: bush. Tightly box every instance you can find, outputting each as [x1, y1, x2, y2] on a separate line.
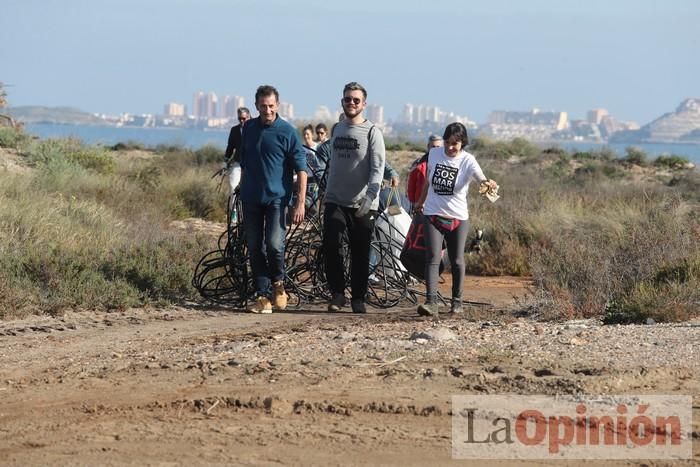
[111, 140, 146, 151]
[470, 138, 513, 160]
[126, 165, 162, 192]
[385, 141, 425, 152]
[623, 146, 649, 166]
[194, 144, 224, 165]
[0, 175, 213, 318]
[654, 154, 690, 169]
[529, 195, 699, 321]
[0, 127, 31, 149]
[572, 161, 625, 181]
[177, 181, 222, 219]
[67, 146, 117, 174]
[508, 137, 541, 161]
[23, 138, 116, 174]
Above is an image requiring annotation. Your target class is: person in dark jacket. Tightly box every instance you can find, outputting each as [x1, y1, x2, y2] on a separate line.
[224, 107, 251, 166]
[223, 107, 251, 204]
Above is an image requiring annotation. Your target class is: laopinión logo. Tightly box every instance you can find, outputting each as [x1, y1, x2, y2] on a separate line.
[452, 395, 692, 459]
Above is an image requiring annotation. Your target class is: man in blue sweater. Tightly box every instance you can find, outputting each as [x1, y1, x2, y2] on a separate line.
[239, 85, 307, 313]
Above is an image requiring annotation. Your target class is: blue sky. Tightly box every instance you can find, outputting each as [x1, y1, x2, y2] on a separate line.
[1, 0, 698, 124]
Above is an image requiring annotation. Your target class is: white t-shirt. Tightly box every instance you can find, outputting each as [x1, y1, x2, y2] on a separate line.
[423, 147, 486, 220]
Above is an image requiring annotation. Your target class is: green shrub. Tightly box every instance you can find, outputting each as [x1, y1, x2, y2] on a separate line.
[654, 154, 690, 169]
[574, 148, 617, 162]
[126, 165, 162, 192]
[23, 138, 116, 174]
[67, 146, 116, 174]
[471, 139, 513, 160]
[176, 180, 226, 220]
[572, 151, 595, 160]
[194, 144, 224, 165]
[385, 141, 425, 152]
[111, 140, 146, 151]
[542, 147, 568, 158]
[0, 176, 213, 317]
[0, 127, 31, 149]
[508, 137, 541, 160]
[623, 146, 649, 166]
[573, 161, 625, 181]
[530, 196, 699, 321]
[154, 143, 188, 154]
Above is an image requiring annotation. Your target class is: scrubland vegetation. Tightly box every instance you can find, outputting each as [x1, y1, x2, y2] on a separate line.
[0, 128, 226, 318]
[1, 128, 698, 322]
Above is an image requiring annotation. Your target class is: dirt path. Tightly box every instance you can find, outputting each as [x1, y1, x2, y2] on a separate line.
[0, 276, 697, 466]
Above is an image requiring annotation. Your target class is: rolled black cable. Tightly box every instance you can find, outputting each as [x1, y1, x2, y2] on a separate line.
[192, 160, 442, 309]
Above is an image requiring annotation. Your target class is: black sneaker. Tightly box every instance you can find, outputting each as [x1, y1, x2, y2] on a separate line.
[328, 293, 346, 312]
[450, 299, 463, 314]
[351, 299, 366, 314]
[417, 303, 438, 317]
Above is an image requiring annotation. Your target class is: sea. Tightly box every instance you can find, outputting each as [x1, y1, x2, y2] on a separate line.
[23, 122, 700, 166]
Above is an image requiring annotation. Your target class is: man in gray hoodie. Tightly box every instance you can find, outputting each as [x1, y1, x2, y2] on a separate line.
[323, 82, 386, 313]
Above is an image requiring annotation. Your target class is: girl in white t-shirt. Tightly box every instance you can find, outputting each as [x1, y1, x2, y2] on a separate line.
[414, 122, 497, 316]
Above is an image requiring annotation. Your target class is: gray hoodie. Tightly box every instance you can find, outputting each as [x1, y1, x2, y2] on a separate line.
[325, 119, 386, 210]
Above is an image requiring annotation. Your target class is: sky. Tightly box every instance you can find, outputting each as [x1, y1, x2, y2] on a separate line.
[1, 0, 698, 125]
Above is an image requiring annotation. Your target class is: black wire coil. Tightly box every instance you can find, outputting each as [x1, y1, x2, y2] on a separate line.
[192, 149, 431, 309]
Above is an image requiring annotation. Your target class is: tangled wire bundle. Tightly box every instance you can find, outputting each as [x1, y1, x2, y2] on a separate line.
[192, 152, 430, 309]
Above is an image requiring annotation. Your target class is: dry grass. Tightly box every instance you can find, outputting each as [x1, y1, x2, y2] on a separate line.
[0, 133, 698, 322]
[0, 137, 221, 318]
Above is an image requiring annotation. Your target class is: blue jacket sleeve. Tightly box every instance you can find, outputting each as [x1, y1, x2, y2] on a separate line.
[288, 130, 307, 172]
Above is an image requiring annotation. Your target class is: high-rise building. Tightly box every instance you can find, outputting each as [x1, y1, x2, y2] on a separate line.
[426, 106, 440, 123]
[401, 104, 414, 124]
[222, 95, 245, 119]
[164, 102, 185, 117]
[313, 105, 333, 121]
[587, 108, 609, 125]
[415, 105, 426, 124]
[192, 91, 218, 118]
[278, 101, 294, 120]
[485, 108, 569, 140]
[366, 104, 384, 125]
[192, 92, 204, 118]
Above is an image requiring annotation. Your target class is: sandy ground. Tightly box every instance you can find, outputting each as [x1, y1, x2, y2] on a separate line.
[0, 276, 698, 466]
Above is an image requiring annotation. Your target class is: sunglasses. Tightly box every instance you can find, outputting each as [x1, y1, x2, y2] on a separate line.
[342, 97, 362, 105]
[317, 131, 326, 135]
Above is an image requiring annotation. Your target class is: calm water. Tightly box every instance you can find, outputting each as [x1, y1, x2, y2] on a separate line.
[25, 123, 230, 150]
[24, 123, 700, 165]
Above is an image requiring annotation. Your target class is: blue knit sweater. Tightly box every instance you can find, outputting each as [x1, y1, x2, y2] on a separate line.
[239, 116, 307, 204]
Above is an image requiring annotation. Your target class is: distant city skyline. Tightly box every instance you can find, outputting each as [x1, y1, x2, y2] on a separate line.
[160, 89, 637, 127]
[2, 0, 698, 125]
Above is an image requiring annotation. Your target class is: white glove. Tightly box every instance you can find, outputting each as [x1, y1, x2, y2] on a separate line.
[228, 162, 241, 193]
[355, 195, 372, 218]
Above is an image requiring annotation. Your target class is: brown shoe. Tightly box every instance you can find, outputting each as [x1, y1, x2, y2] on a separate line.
[272, 280, 288, 310]
[249, 296, 272, 314]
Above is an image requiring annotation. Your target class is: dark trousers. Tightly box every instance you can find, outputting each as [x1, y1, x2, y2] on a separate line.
[424, 218, 470, 302]
[323, 203, 376, 301]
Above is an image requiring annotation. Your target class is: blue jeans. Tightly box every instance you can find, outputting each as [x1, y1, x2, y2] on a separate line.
[243, 198, 287, 296]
